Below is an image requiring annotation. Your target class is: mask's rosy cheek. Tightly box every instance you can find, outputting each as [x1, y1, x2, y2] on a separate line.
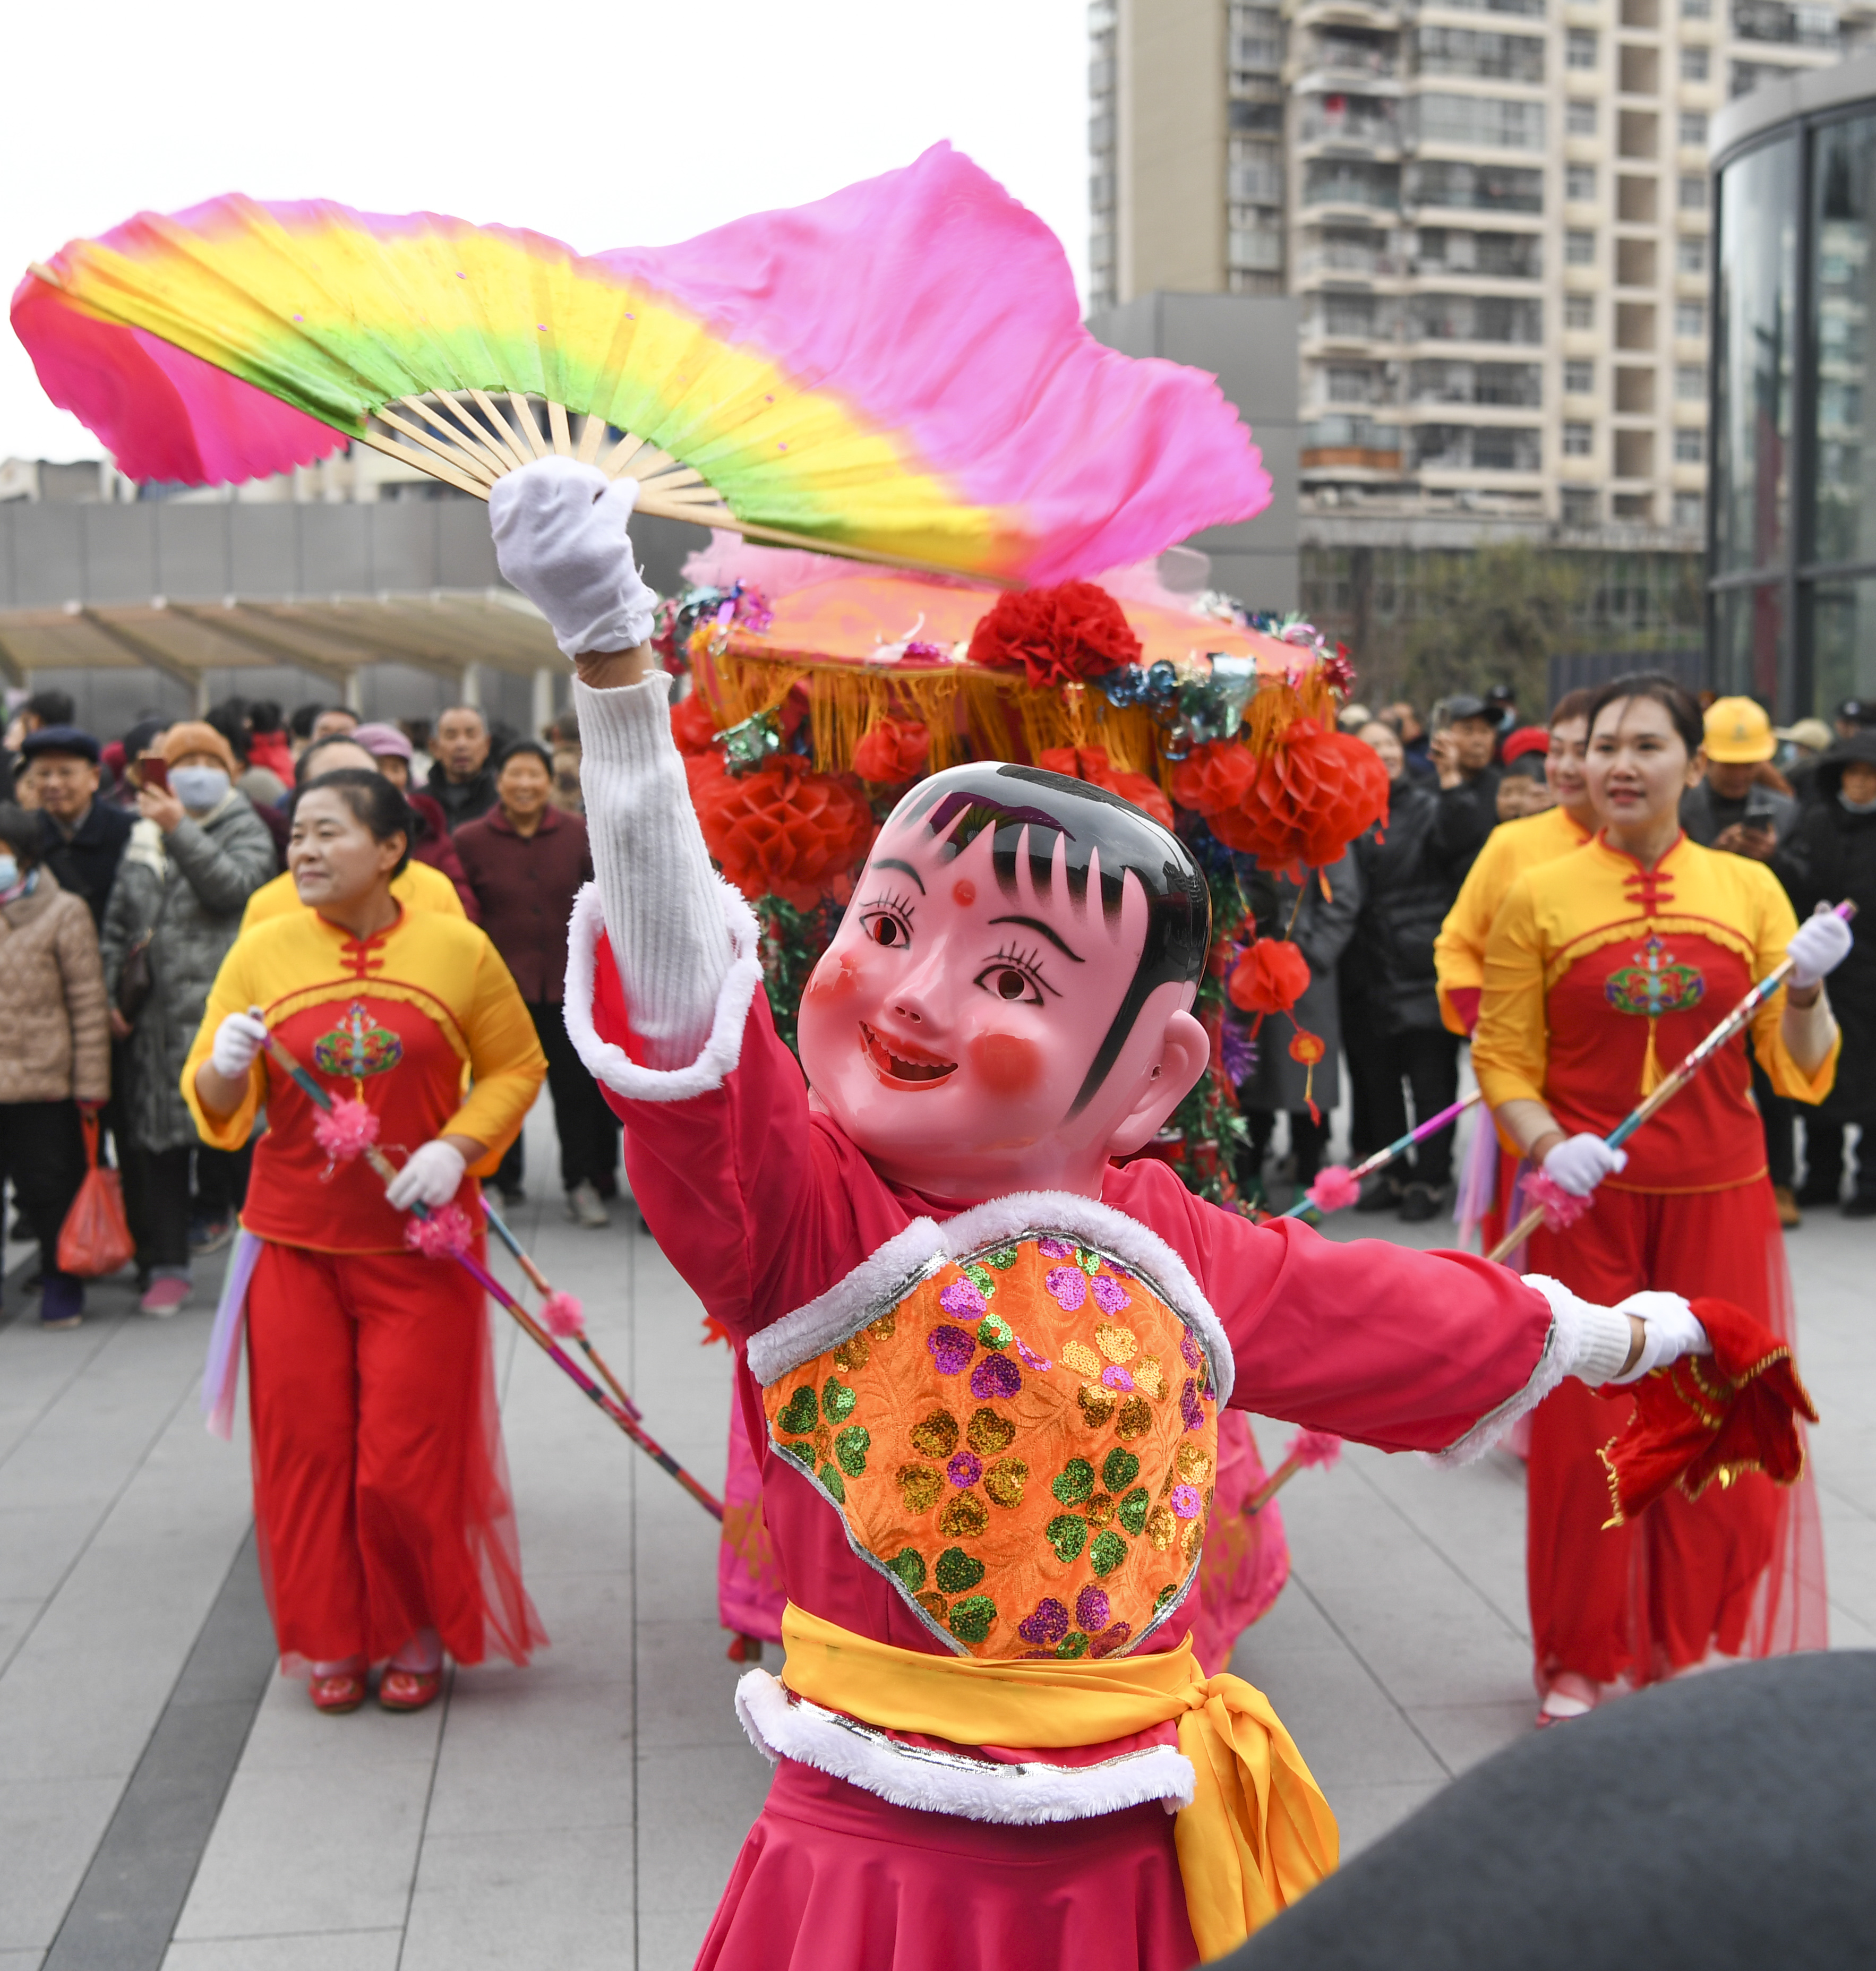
[803, 949, 862, 1004]
[970, 1030, 1041, 1095]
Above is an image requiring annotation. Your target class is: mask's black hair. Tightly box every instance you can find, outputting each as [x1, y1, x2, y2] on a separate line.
[894, 762, 1209, 1115]
[294, 769, 413, 877]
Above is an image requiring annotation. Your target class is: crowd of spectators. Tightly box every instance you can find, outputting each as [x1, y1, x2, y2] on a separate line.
[0, 686, 610, 1329]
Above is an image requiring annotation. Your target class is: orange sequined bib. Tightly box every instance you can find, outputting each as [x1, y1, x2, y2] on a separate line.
[750, 1195, 1229, 1663]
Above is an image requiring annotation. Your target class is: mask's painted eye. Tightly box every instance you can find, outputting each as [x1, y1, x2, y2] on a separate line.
[994, 969, 1027, 1000]
[868, 915, 904, 947]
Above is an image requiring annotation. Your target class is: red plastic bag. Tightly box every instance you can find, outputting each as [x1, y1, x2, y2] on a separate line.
[57, 1112, 135, 1278]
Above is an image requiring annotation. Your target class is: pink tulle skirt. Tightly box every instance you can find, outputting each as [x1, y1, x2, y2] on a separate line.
[696, 1760, 1200, 1971]
[720, 1393, 787, 1643]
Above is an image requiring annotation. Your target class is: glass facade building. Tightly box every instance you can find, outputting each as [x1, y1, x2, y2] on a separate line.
[1711, 54, 1876, 716]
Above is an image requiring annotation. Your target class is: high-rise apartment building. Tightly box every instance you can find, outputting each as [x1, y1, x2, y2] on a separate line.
[1090, 0, 1868, 543]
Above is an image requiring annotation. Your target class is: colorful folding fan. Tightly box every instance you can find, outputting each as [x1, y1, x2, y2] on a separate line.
[11, 144, 1272, 586]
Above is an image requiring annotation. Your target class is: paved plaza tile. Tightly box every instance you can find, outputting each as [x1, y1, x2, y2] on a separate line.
[0, 1103, 1868, 1968]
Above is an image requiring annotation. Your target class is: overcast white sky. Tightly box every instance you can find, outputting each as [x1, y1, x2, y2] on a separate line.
[3, 0, 1087, 462]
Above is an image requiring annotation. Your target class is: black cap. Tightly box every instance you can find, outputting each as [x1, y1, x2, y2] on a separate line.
[19, 724, 101, 764]
[1485, 684, 1518, 706]
[1445, 693, 1491, 723]
[1837, 699, 1876, 728]
[1815, 729, 1876, 798]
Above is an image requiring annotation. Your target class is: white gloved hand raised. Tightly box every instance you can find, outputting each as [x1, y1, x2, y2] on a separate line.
[1609, 1290, 1712, 1383]
[209, 1011, 271, 1079]
[384, 1140, 467, 1212]
[1541, 1132, 1629, 1198]
[1786, 904, 1853, 991]
[489, 456, 658, 661]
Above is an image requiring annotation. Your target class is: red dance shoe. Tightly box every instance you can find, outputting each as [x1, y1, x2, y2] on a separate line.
[310, 1673, 366, 1715]
[378, 1667, 442, 1712]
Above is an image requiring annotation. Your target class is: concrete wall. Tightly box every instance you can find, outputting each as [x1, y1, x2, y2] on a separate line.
[1116, 0, 1227, 301]
[0, 497, 706, 611]
[1085, 292, 1300, 611]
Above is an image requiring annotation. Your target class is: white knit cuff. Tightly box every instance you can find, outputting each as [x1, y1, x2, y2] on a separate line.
[1526, 1273, 1635, 1387]
[576, 672, 733, 1069]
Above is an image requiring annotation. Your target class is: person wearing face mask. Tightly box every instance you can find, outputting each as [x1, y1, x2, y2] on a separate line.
[99, 722, 277, 1315]
[1781, 731, 1876, 1215]
[1472, 673, 1850, 1727]
[237, 736, 468, 931]
[185, 770, 546, 1714]
[0, 801, 110, 1329]
[492, 459, 1732, 1970]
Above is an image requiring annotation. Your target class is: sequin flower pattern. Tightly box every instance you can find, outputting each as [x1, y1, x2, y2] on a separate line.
[761, 1229, 1220, 1661]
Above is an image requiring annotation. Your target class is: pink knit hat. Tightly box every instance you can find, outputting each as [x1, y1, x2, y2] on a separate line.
[349, 721, 415, 762]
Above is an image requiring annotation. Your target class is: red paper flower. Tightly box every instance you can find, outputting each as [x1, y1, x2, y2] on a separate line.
[852, 718, 931, 784]
[1222, 723, 1390, 872]
[670, 690, 724, 756]
[696, 757, 876, 909]
[967, 580, 1143, 690]
[1227, 938, 1310, 1016]
[1037, 745, 1174, 829]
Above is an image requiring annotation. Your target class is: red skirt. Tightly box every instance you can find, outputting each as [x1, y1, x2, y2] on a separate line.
[1524, 1178, 1826, 1693]
[697, 1760, 1200, 1971]
[246, 1241, 545, 1673]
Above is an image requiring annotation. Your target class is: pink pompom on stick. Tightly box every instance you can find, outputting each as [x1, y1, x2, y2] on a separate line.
[1305, 1165, 1361, 1214]
[1283, 1427, 1343, 1471]
[405, 1204, 477, 1258]
[541, 1291, 586, 1340]
[1523, 1169, 1593, 1232]
[313, 1096, 379, 1162]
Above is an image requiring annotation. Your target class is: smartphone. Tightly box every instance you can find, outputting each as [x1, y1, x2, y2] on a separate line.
[139, 754, 169, 792]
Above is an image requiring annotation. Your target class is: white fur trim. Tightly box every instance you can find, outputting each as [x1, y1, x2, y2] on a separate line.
[746, 1220, 948, 1385]
[1426, 1272, 1623, 1468]
[733, 1669, 1196, 1824]
[561, 880, 765, 1104]
[745, 1188, 1232, 1404]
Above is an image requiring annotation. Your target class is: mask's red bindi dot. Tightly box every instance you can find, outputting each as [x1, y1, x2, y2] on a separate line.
[970, 1030, 1040, 1094]
[952, 880, 976, 908]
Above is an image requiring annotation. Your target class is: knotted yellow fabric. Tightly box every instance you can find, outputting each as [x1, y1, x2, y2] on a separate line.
[779, 1602, 1339, 1959]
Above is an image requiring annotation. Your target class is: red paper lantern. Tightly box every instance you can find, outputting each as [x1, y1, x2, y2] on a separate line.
[1038, 744, 1175, 830]
[695, 757, 876, 909]
[1223, 723, 1390, 872]
[852, 718, 931, 784]
[1227, 938, 1310, 1016]
[1169, 739, 1257, 819]
[669, 689, 724, 756]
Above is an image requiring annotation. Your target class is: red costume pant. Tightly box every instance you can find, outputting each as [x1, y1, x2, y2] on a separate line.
[1526, 1177, 1824, 1691]
[246, 1242, 542, 1673]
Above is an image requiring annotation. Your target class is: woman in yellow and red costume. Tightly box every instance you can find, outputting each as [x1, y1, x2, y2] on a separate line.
[185, 769, 547, 1715]
[487, 462, 1763, 1971]
[1472, 673, 1847, 1726]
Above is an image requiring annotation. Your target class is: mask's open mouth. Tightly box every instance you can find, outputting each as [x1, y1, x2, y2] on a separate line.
[859, 1021, 957, 1090]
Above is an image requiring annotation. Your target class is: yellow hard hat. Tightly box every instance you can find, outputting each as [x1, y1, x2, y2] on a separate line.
[1703, 696, 1775, 764]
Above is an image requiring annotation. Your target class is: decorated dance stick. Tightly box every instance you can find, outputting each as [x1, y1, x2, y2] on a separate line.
[481, 1201, 643, 1421]
[1484, 900, 1858, 1266]
[254, 1019, 723, 1521]
[1247, 1428, 1342, 1513]
[1279, 1090, 1484, 1219]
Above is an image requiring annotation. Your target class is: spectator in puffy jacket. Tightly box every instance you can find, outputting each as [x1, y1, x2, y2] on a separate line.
[1783, 731, 1876, 1215]
[0, 801, 110, 1329]
[1341, 722, 1468, 1221]
[100, 722, 277, 1315]
[1429, 695, 1505, 879]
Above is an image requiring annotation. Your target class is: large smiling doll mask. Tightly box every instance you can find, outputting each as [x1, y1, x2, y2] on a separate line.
[795, 763, 1215, 1205]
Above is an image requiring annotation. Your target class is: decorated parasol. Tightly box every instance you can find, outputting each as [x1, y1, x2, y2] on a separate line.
[11, 144, 1269, 585]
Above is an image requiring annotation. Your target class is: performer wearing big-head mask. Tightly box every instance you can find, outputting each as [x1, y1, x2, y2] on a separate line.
[492, 459, 1721, 1971]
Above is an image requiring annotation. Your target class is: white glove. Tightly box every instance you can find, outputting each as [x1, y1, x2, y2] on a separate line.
[384, 1140, 467, 1211]
[209, 1011, 270, 1079]
[1786, 905, 1852, 991]
[489, 456, 657, 659]
[1541, 1132, 1628, 1198]
[1609, 1290, 1712, 1384]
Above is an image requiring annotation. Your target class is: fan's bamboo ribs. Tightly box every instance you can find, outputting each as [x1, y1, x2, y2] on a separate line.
[401, 395, 511, 479]
[354, 429, 490, 500]
[576, 413, 607, 464]
[507, 392, 546, 458]
[374, 405, 496, 485]
[546, 399, 572, 455]
[468, 389, 530, 467]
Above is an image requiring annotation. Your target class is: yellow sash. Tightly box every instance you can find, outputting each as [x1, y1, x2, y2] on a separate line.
[780, 1602, 1338, 1959]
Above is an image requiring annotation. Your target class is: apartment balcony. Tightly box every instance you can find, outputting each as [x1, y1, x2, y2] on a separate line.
[1298, 97, 1404, 153]
[1297, 241, 1405, 281]
[1289, 0, 1404, 35]
[1300, 414, 1404, 474]
[1731, 0, 1843, 46]
[1300, 159, 1403, 214]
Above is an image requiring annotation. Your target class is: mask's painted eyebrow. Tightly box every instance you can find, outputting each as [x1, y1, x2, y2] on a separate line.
[987, 914, 1084, 962]
[869, 858, 926, 894]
